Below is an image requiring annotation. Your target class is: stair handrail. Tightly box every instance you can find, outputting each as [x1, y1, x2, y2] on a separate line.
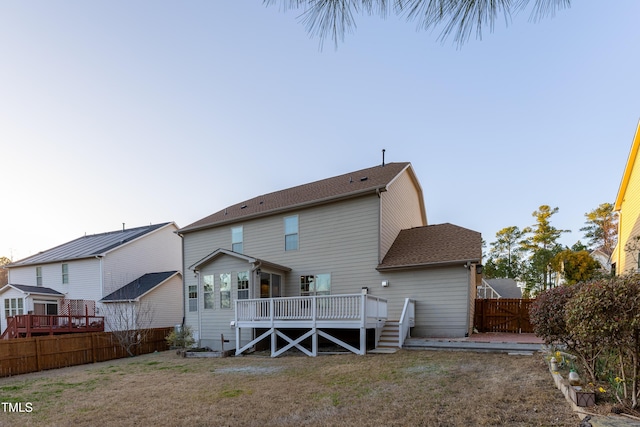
[398, 298, 415, 348]
[1, 316, 17, 340]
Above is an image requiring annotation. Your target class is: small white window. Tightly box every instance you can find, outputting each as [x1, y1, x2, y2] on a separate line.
[220, 273, 231, 309]
[62, 264, 69, 284]
[188, 285, 198, 312]
[231, 226, 243, 253]
[284, 215, 299, 251]
[36, 267, 43, 286]
[237, 271, 249, 300]
[203, 275, 214, 309]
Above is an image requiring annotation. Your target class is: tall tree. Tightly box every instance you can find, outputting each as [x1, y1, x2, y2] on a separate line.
[521, 205, 569, 294]
[0, 256, 10, 287]
[580, 202, 618, 255]
[486, 226, 524, 279]
[266, 0, 571, 47]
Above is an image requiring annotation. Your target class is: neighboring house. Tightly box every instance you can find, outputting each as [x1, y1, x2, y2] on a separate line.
[1, 222, 182, 338]
[612, 120, 640, 275]
[178, 162, 482, 356]
[477, 278, 522, 299]
[590, 248, 612, 275]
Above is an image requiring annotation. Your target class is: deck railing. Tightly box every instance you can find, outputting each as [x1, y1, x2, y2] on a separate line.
[235, 294, 387, 326]
[398, 298, 416, 347]
[1, 314, 105, 339]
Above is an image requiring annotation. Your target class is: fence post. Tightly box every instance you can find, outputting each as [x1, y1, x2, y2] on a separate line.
[35, 336, 42, 372]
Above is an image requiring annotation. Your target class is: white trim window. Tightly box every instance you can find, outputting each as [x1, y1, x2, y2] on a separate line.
[231, 226, 243, 253]
[36, 266, 43, 286]
[4, 298, 24, 318]
[62, 263, 69, 284]
[188, 285, 198, 312]
[220, 273, 231, 309]
[300, 274, 331, 296]
[284, 215, 299, 251]
[237, 271, 249, 300]
[203, 275, 214, 309]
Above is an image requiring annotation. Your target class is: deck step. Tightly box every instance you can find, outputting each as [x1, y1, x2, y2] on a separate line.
[375, 320, 402, 351]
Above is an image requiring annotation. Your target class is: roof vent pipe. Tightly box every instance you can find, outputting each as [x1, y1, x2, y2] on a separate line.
[382, 149, 386, 167]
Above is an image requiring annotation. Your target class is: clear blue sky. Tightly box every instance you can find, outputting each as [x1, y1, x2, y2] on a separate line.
[2, 1, 639, 261]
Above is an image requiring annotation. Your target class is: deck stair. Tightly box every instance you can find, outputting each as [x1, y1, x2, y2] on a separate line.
[371, 320, 400, 354]
[0, 317, 18, 340]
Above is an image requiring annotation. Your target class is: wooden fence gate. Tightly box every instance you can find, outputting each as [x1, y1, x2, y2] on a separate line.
[474, 299, 535, 333]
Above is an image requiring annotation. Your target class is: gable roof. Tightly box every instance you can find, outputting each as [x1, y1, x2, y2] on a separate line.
[615, 119, 640, 211]
[180, 162, 415, 233]
[101, 271, 180, 302]
[7, 222, 174, 267]
[484, 279, 522, 298]
[0, 284, 64, 297]
[189, 248, 291, 272]
[377, 223, 482, 271]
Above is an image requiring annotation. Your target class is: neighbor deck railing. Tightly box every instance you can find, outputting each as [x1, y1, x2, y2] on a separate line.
[1, 314, 105, 339]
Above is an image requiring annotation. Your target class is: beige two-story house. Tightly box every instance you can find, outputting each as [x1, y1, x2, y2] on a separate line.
[178, 162, 482, 356]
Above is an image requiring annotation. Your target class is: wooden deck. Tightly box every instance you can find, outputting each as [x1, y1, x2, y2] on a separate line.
[1, 314, 105, 339]
[234, 294, 388, 357]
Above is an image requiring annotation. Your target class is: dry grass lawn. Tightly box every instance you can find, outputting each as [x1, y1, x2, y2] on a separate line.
[0, 349, 578, 426]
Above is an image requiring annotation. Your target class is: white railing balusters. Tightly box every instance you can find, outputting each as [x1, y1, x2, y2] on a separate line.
[398, 298, 416, 348]
[235, 294, 385, 324]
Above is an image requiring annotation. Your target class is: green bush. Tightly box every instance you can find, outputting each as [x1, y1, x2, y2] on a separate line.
[165, 324, 195, 350]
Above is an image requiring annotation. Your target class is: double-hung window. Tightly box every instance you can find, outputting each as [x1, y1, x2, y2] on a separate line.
[62, 264, 69, 284]
[203, 275, 214, 309]
[36, 267, 43, 286]
[188, 285, 198, 312]
[220, 273, 231, 309]
[237, 271, 249, 300]
[284, 215, 299, 251]
[231, 226, 243, 253]
[300, 274, 331, 296]
[4, 298, 24, 317]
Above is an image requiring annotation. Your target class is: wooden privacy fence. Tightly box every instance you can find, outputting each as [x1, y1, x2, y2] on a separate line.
[0, 327, 171, 377]
[474, 299, 535, 333]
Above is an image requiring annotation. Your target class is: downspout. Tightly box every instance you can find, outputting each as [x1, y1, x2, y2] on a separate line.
[96, 255, 104, 315]
[248, 261, 262, 345]
[464, 263, 471, 338]
[250, 261, 262, 300]
[177, 232, 186, 326]
[195, 270, 202, 347]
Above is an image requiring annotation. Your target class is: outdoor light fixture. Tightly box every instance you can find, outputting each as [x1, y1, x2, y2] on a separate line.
[381, 280, 389, 287]
[476, 264, 484, 274]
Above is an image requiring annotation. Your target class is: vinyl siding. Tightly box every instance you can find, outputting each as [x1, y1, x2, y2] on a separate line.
[380, 168, 426, 261]
[102, 275, 182, 332]
[140, 274, 183, 328]
[618, 147, 640, 273]
[189, 255, 254, 350]
[102, 223, 181, 295]
[379, 266, 471, 337]
[183, 194, 382, 300]
[182, 194, 387, 345]
[8, 258, 102, 302]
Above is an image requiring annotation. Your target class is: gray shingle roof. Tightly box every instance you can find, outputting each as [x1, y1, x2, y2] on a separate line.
[484, 279, 522, 298]
[8, 223, 172, 267]
[377, 223, 482, 270]
[180, 162, 412, 233]
[101, 271, 180, 302]
[0, 284, 64, 296]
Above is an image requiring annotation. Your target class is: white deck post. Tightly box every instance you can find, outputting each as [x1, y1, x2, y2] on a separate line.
[360, 294, 366, 355]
